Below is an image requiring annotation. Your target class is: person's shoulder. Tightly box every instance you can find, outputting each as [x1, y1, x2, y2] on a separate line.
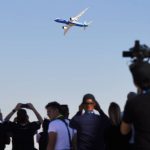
[48, 119, 66, 131]
[49, 119, 63, 125]
[126, 95, 138, 104]
[4, 121, 16, 126]
[30, 121, 41, 124]
[29, 121, 41, 128]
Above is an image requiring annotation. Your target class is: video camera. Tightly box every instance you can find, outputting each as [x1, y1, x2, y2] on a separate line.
[123, 41, 150, 91]
[122, 40, 150, 61]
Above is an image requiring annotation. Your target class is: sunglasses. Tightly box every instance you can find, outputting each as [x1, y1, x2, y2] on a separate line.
[84, 102, 94, 105]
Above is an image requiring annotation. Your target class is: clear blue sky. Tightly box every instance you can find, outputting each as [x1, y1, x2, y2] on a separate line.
[0, 0, 150, 121]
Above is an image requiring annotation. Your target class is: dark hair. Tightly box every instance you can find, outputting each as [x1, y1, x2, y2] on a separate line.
[60, 104, 69, 119]
[108, 102, 121, 125]
[82, 93, 96, 104]
[127, 92, 137, 99]
[45, 101, 61, 112]
[130, 61, 150, 90]
[16, 109, 29, 124]
[42, 118, 50, 132]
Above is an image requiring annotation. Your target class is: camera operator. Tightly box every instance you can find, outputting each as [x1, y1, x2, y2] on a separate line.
[4, 103, 43, 150]
[121, 41, 150, 150]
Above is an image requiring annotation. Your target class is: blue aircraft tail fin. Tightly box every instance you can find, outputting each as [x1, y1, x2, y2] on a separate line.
[83, 21, 92, 30]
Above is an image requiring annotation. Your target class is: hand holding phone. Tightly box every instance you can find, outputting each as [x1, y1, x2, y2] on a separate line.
[21, 104, 29, 108]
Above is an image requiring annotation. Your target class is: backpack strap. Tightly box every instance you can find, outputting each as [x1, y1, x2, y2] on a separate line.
[50, 116, 72, 149]
[58, 118, 73, 149]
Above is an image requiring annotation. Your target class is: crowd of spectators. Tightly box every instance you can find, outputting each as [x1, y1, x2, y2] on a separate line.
[0, 93, 138, 150]
[1, 59, 150, 150]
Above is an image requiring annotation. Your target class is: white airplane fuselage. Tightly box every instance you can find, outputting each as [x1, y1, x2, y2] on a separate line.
[54, 18, 88, 27]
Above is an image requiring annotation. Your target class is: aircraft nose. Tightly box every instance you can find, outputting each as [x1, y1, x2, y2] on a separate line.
[54, 18, 59, 22]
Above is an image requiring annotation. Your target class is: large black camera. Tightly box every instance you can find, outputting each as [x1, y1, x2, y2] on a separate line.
[122, 40, 150, 60]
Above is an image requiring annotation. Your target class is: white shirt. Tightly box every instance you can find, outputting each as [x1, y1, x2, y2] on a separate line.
[82, 109, 100, 115]
[48, 119, 75, 150]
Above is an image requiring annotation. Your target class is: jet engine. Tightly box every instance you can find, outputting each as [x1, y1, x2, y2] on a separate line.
[62, 26, 67, 30]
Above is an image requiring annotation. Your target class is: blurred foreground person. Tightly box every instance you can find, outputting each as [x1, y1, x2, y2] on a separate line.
[70, 93, 110, 150]
[0, 110, 10, 150]
[4, 103, 43, 150]
[46, 101, 76, 150]
[121, 61, 150, 150]
[126, 92, 137, 150]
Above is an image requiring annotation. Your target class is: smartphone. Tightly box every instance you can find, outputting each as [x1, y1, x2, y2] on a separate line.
[21, 104, 29, 108]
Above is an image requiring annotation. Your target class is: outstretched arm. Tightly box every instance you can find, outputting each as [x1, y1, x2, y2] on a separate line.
[4, 103, 22, 121]
[27, 103, 43, 124]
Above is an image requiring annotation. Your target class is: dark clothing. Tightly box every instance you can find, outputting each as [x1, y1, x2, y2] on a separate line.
[70, 111, 110, 150]
[5, 121, 40, 150]
[38, 132, 48, 150]
[123, 92, 150, 150]
[38, 119, 49, 150]
[0, 123, 10, 150]
[105, 124, 130, 150]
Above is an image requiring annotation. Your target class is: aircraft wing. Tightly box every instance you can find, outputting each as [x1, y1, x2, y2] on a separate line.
[72, 8, 89, 21]
[64, 25, 72, 35]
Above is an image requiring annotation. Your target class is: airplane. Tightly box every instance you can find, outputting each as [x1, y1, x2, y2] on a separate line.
[54, 8, 92, 35]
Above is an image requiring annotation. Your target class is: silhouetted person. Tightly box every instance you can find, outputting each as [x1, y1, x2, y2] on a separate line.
[121, 61, 150, 150]
[127, 92, 137, 150]
[0, 110, 10, 150]
[37, 118, 50, 150]
[4, 103, 43, 150]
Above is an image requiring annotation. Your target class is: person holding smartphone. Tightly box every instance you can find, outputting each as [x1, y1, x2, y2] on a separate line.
[4, 103, 43, 150]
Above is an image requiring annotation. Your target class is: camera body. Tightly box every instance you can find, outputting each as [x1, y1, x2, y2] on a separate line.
[21, 104, 29, 108]
[122, 40, 150, 60]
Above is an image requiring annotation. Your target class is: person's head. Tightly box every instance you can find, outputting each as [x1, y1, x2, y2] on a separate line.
[130, 61, 150, 91]
[108, 102, 121, 125]
[127, 92, 137, 99]
[16, 109, 29, 124]
[60, 104, 69, 119]
[45, 101, 61, 119]
[82, 93, 96, 111]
